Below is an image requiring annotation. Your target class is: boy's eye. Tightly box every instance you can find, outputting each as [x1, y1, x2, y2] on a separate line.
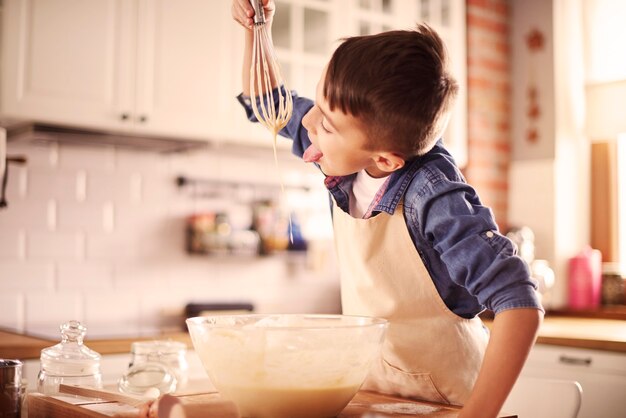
[321, 119, 332, 133]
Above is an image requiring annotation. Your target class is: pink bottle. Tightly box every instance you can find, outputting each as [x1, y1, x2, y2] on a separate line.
[568, 246, 602, 310]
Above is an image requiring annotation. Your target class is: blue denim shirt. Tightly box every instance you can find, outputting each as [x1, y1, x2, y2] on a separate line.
[238, 90, 543, 318]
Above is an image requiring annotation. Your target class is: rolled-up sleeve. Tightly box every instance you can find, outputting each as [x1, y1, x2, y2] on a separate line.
[236, 88, 314, 159]
[411, 165, 543, 314]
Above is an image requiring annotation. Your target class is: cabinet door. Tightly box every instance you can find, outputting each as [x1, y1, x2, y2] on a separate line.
[1, 0, 135, 130]
[274, 0, 336, 100]
[133, 0, 231, 141]
[522, 344, 626, 418]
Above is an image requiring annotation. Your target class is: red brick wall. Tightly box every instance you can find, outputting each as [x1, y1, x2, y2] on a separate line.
[464, 0, 511, 231]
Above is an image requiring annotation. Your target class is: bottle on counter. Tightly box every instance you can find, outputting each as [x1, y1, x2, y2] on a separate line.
[567, 246, 602, 310]
[37, 320, 103, 395]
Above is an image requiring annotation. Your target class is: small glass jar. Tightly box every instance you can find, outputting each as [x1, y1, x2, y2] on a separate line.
[37, 321, 103, 395]
[118, 340, 188, 396]
[601, 263, 625, 305]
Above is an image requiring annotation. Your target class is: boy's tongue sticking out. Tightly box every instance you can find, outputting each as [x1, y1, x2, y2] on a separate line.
[303, 144, 323, 163]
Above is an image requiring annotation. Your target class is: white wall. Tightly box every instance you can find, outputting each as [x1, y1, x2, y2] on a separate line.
[509, 0, 588, 309]
[0, 141, 341, 335]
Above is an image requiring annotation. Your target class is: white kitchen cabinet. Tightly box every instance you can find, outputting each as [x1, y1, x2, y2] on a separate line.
[1, 0, 231, 142]
[520, 344, 626, 418]
[1, 0, 466, 155]
[2, 0, 132, 129]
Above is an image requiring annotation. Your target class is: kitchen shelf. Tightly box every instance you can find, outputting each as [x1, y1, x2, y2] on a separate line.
[176, 175, 311, 194]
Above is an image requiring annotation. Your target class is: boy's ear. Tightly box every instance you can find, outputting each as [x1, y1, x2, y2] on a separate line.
[374, 152, 405, 173]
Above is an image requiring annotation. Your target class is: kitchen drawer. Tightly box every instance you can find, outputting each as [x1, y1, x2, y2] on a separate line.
[526, 344, 626, 374]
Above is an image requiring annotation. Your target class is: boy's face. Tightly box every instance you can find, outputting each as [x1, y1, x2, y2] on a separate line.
[301, 68, 398, 178]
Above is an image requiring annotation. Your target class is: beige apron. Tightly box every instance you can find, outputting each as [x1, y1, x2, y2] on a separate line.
[333, 200, 489, 406]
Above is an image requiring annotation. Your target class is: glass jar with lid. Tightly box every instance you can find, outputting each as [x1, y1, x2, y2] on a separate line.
[37, 320, 103, 395]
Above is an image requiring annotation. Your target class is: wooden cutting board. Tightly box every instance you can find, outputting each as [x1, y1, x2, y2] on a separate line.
[27, 390, 517, 418]
[341, 391, 516, 417]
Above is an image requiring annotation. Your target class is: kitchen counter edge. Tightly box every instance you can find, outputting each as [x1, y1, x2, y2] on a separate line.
[2, 316, 626, 360]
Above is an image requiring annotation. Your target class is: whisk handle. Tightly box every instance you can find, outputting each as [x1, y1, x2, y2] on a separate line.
[250, 0, 266, 24]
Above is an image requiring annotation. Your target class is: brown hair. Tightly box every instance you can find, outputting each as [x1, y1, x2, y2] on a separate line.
[323, 24, 458, 158]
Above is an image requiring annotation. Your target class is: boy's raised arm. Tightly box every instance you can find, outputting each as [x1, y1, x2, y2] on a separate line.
[231, 0, 277, 97]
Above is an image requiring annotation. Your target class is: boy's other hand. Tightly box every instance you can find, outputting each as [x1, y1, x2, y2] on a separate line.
[232, 0, 275, 29]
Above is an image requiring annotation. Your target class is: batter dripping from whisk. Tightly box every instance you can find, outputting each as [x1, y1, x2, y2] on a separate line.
[240, 0, 294, 240]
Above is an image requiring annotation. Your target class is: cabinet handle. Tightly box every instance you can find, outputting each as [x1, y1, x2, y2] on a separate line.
[120, 113, 130, 121]
[558, 355, 592, 366]
[138, 115, 148, 123]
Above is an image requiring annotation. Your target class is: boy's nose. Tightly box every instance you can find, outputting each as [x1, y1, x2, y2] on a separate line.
[302, 106, 319, 134]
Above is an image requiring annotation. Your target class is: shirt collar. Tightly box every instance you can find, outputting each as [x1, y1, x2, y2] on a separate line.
[323, 139, 448, 216]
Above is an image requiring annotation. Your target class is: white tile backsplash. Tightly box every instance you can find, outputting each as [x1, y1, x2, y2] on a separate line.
[86, 170, 136, 205]
[0, 228, 25, 259]
[57, 262, 114, 290]
[0, 141, 339, 333]
[0, 198, 53, 231]
[4, 164, 27, 201]
[0, 262, 55, 290]
[113, 262, 170, 289]
[27, 167, 82, 201]
[57, 144, 116, 171]
[85, 232, 139, 260]
[56, 201, 112, 232]
[0, 293, 25, 331]
[25, 291, 83, 331]
[83, 291, 141, 325]
[26, 230, 85, 260]
[116, 148, 168, 174]
[141, 171, 177, 203]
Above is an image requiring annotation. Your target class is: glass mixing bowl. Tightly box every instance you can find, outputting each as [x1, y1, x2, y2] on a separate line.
[186, 314, 387, 418]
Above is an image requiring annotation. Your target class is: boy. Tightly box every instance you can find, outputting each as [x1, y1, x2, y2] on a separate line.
[232, 1, 543, 417]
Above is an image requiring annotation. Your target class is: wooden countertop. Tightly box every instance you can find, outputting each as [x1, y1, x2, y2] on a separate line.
[536, 317, 626, 352]
[2, 315, 626, 360]
[27, 386, 516, 417]
[481, 316, 626, 353]
[0, 328, 192, 360]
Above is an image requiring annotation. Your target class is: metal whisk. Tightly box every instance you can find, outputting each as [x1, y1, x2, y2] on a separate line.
[249, 0, 293, 136]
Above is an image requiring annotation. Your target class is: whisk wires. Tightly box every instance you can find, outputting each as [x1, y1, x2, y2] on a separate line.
[249, 23, 293, 137]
